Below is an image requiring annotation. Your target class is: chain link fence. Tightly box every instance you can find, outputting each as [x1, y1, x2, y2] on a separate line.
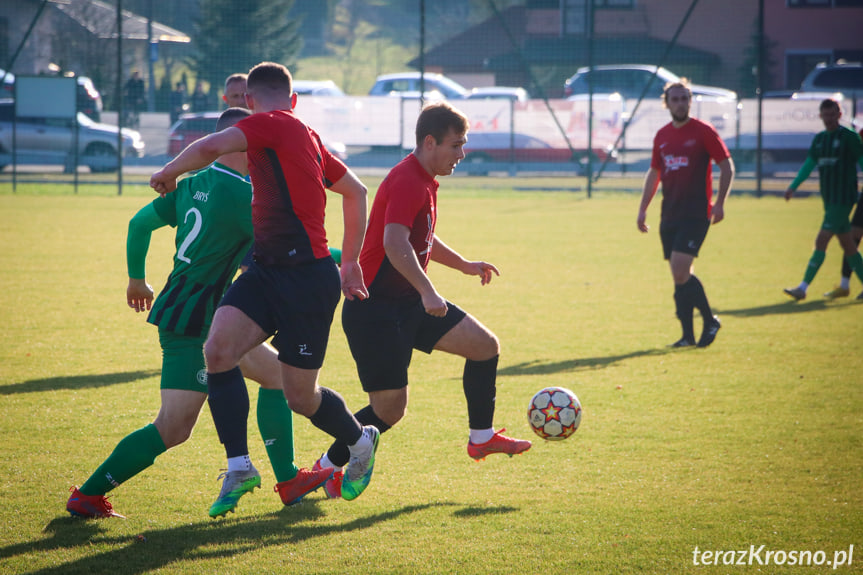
[2, 0, 861, 193]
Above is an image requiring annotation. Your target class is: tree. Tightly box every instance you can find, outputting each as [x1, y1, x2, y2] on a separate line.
[189, 0, 303, 102]
[737, 20, 778, 98]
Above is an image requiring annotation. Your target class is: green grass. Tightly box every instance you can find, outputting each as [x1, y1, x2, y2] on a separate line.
[0, 177, 861, 574]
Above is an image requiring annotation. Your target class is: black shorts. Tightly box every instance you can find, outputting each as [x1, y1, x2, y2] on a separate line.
[851, 191, 863, 229]
[342, 296, 467, 392]
[219, 258, 341, 369]
[659, 219, 710, 260]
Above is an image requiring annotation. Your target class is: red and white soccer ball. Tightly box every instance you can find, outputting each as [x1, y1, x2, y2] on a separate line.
[527, 387, 582, 441]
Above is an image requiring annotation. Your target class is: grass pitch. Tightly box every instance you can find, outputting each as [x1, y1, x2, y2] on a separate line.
[0, 177, 860, 574]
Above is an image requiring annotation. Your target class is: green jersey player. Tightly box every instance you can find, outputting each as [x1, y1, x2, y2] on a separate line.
[784, 99, 863, 301]
[67, 108, 333, 519]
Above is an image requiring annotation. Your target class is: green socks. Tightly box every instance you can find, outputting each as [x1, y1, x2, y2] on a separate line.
[257, 387, 298, 482]
[802, 250, 826, 284]
[846, 251, 863, 283]
[80, 423, 167, 496]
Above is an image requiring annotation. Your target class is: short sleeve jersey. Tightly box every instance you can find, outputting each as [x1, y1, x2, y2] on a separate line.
[236, 110, 348, 266]
[650, 117, 730, 222]
[361, 153, 438, 300]
[807, 125, 863, 206]
[148, 163, 253, 337]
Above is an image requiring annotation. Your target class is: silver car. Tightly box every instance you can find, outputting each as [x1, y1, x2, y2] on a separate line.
[0, 99, 144, 172]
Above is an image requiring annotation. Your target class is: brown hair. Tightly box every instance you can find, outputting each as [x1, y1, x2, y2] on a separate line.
[415, 102, 469, 147]
[662, 79, 692, 107]
[246, 62, 292, 96]
[216, 107, 251, 132]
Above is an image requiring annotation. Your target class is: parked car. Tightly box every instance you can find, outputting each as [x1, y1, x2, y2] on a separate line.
[466, 86, 528, 102]
[369, 72, 469, 100]
[798, 62, 863, 99]
[462, 131, 612, 175]
[563, 64, 737, 101]
[0, 69, 103, 121]
[168, 111, 347, 160]
[293, 80, 345, 97]
[0, 98, 143, 172]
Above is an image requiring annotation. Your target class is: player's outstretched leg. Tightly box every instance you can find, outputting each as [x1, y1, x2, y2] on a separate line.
[208, 464, 261, 518]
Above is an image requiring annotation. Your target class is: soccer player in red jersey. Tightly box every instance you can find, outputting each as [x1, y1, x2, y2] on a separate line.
[312, 103, 531, 498]
[637, 80, 735, 348]
[151, 62, 379, 514]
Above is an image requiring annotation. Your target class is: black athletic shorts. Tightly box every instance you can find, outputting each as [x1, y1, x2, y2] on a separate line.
[342, 296, 467, 392]
[659, 218, 710, 260]
[219, 258, 341, 369]
[851, 191, 863, 228]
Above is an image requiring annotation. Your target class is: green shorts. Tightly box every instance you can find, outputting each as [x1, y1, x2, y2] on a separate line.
[158, 329, 208, 392]
[822, 204, 853, 235]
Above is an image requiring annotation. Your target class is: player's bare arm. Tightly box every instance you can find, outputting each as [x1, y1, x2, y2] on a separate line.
[328, 169, 369, 301]
[383, 223, 447, 317]
[150, 127, 248, 196]
[127, 278, 154, 313]
[637, 168, 661, 232]
[711, 157, 734, 225]
[430, 236, 499, 286]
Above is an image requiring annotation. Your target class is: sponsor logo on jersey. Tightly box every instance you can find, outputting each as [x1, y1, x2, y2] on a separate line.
[664, 155, 689, 171]
[818, 158, 838, 167]
[197, 369, 208, 387]
[298, 344, 312, 356]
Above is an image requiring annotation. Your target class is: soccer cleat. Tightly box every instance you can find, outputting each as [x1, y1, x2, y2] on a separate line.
[823, 286, 850, 299]
[783, 287, 806, 301]
[467, 428, 532, 461]
[669, 337, 696, 348]
[208, 464, 261, 518]
[66, 486, 125, 519]
[274, 467, 334, 506]
[857, 290, 863, 301]
[696, 316, 721, 348]
[312, 456, 344, 499]
[341, 426, 380, 501]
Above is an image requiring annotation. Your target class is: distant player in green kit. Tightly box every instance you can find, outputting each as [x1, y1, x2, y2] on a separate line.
[783, 99, 863, 301]
[67, 107, 333, 519]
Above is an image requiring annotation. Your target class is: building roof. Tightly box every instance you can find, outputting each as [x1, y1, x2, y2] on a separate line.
[50, 0, 190, 43]
[408, 6, 527, 72]
[409, 5, 719, 74]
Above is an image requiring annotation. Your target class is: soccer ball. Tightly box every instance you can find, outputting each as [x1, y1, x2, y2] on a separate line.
[527, 387, 582, 440]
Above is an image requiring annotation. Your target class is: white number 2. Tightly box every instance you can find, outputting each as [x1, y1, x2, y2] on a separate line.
[176, 207, 202, 264]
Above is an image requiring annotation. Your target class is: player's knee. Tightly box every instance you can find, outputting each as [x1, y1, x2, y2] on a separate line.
[204, 339, 234, 373]
[282, 388, 316, 417]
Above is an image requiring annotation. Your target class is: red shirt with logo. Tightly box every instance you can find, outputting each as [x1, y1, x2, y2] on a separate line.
[236, 110, 347, 265]
[361, 153, 438, 299]
[650, 117, 730, 221]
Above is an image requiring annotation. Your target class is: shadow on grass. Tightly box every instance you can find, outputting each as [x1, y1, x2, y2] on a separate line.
[0, 370, 160, 395]
[719, 298, 860, 318]
[500, 348, 668, 376]
[10, 501, 460, 575]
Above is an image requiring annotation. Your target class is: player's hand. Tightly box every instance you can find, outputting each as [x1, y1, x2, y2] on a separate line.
[421, 290, 448, 317]
[340, 260, 369, 301]
[637, 210, 649, 232]
[150, 169, 177, 197]
[711, 203, 725, 225]
[784, 187, 794, 201]
[464, 261, 500, 286]
[127, 278, 154, 313]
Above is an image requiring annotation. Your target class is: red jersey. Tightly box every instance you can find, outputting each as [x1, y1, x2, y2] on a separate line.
[236, 110, 347, 266]
[650, 117, 730, 221]
[361, 153, 438, 299]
